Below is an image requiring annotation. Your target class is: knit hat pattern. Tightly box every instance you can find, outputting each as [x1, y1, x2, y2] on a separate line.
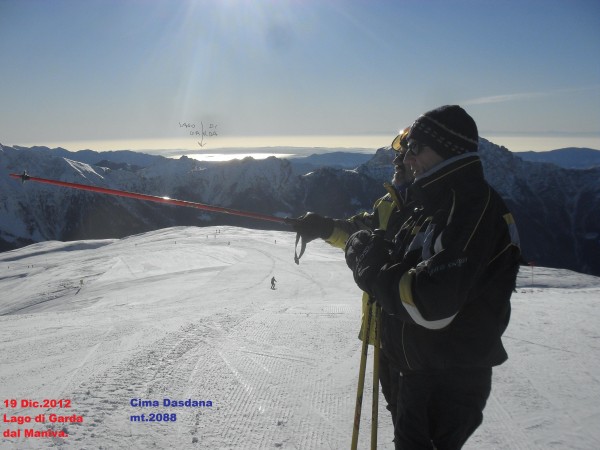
[407, 105, 479, 159]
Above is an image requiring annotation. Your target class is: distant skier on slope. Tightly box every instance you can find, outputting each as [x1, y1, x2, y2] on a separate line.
[270, 276, 277, 290]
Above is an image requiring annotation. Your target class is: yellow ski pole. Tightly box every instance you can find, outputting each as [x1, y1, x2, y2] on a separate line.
[351, 300, 374, 450]
[371, 305, 381, 449]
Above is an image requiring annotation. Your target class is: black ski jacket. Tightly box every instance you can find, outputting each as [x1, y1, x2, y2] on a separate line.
[372, 153, 521, 371]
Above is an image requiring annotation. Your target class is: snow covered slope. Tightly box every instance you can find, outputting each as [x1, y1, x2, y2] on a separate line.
[1, 227, 599, 449]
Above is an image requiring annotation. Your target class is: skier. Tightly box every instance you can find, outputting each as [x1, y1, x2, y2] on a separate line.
[345, 105, 521, 449]
[270, 276, 277, 290]
[288, 126, 414, 430]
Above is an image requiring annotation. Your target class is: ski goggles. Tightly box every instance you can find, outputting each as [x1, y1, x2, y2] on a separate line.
[391, 134, 404, 152]
[392, 127, 410, 152]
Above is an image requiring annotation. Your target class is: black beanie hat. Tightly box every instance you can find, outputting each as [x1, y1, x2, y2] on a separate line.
[407, 105, 479, 159]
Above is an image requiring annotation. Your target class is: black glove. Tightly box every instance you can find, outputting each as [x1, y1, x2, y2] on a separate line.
[345, 230, 391, 295]
[285, 212, 334, 244]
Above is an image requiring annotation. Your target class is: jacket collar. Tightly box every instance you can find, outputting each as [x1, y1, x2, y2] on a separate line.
[409, 153, 484, 209]
[413, 152, 480, 183]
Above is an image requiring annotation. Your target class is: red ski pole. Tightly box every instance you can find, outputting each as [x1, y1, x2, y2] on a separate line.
[9, 172, 287, 224]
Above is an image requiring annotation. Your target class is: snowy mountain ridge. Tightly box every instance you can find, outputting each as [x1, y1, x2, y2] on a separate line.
[516, 147, 600, 169]
[1, 141, 599, 275]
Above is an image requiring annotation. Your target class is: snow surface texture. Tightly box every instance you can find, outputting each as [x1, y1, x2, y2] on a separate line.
[1, 226, 599, 449]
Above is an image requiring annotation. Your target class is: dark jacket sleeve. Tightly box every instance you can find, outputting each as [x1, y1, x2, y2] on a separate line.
[325, 198, 387, 249]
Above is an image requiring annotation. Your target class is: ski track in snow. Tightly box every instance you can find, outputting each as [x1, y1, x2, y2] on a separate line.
[1, 226, 599, 449]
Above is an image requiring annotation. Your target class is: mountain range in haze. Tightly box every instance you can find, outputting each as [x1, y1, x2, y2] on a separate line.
[1, 141, 599, 275]
[516, 147, 600, 169]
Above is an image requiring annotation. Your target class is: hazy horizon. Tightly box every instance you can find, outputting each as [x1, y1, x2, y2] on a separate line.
[5, 133, 600, 160]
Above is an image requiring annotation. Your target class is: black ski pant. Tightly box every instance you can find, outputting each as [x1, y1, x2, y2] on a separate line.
[390, 367, 492, 450]
[378, 351, 399, 425]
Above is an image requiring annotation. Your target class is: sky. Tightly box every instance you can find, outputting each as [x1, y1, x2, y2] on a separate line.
[1, 0, 599, 153]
